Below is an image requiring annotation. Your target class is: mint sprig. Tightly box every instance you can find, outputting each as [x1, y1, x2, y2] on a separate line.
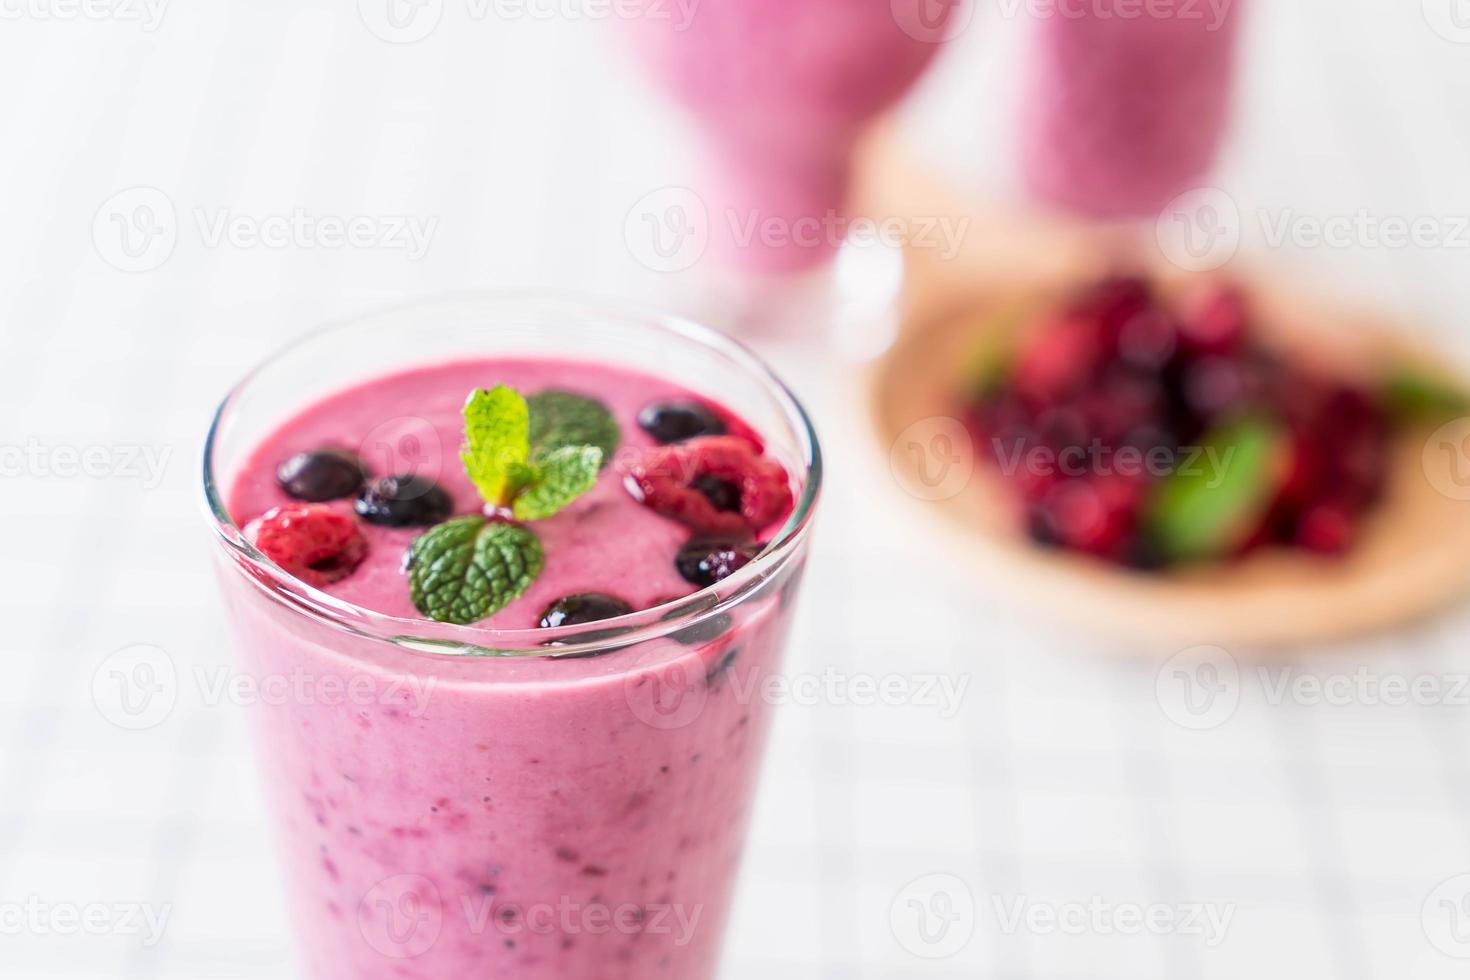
[528, 389, 621, 465]
[512, 444, 603, 520]
[408, 516, 544, 625]
[460, 386, 609, 513]
[461, 385, 531, 506]
[408, 386, 618, 624]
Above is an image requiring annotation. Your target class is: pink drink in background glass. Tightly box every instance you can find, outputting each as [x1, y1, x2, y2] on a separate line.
[625, 0, 957, 273]
[1021, 0, 1243, 219]
[203, 297, 820, 980]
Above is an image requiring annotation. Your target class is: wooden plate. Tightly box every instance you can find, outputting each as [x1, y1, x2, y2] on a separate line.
[855, 130, 1470, 650]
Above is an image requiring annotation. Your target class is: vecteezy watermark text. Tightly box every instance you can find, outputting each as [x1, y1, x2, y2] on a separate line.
[93, 186, 438, 272]
[0, 0, 169, 30]
[192, 208, 437, 260]
[1157, 188, 1470, 272]
[992, 0, 1234, 29]
[991, 895, 1235, 946]
[0, 898, 171, 947]
[92, 643, 439, 731]
[623, 186, 969, 273]
[0, 439, 171, 488]
[990, 438, 1233, 486]
[356, 874, 703, 959]
[888, 875, 1235, 960]
[727, 668, 971, 718]
[357, 0, 699, 44]
[1157, 645, 1470, 731]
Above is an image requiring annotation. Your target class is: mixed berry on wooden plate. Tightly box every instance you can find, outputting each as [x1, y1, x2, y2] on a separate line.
[963, 276, 1467, 569]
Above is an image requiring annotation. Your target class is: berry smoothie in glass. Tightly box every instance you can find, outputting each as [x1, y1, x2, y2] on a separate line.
[623, 0, 958, 273]
[1020, 0, 1243, 219]
[202, 296, 820, 980]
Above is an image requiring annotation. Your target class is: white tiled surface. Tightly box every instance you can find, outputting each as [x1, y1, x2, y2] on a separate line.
[5, 2, 1470, 978]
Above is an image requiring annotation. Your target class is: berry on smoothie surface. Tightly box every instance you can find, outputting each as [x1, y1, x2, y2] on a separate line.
[229, 360, 797, 626]
[276, 448, 366, 502]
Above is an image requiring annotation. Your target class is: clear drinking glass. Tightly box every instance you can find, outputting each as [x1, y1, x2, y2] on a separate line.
[201, 294, 821, 980]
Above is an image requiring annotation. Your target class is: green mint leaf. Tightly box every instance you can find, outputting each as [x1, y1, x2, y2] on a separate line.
[407, 515, 544, 624]
[1145, 417, 1284, 562]
[528, 389, 620, 466]
[461, 386, 530, 506]
[1381, 366, 1469, 422]
[512, 445, 603, 521]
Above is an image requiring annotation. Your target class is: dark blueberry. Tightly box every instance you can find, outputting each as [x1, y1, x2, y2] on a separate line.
[705, 646, 740, 685]
[670, 613, 734, 646]
[539, 593, 634, 629]
[276, 449, 365, 502]
[638, 401, 727, 444]
[675, 537, 758, 588]
[1025, 507, 1062, 548]
[1121, 535, 1165, 571]
[355, 474, 453, 527]
[691, 474, 741, 512]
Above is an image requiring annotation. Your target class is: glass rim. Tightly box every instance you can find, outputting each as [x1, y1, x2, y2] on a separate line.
[199, 290, 822, 660]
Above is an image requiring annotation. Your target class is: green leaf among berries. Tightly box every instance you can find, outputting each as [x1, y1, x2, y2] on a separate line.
[528, 389, 620, 466]
[408, 515, 544, 624]
[460, 384, 607, 519]
[461, 385, 531, 507]
[512, 445, 604, 521]
[1145, 417, 1285, 562]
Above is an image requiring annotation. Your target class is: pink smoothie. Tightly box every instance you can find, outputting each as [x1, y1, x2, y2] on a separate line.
[216, 358, 808, 980]
[625, 0, 956, 272]
[1021, 1, 1243, 219]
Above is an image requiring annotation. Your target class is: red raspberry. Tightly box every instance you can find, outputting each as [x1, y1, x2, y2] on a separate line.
[1294, 503, 1354, 555]
[622, 436, 793, 536]
[1178, 283, 1247, 355]
[1013, 313, 1100, 400]
[245, 504, 368, 587]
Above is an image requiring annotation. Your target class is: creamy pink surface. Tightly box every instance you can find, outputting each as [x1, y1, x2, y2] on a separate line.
[1021, 2, 1242, 219]
[625, 0, 953, 272]
[227, 359, 754, 625]
[216, 358, 807, 980]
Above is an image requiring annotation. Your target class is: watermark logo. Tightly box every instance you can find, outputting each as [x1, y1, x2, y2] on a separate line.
[1155, 186, 1241, 272]
[358, 416, 444, 487]
[1423, 874, 1470, 958]
[1155, 645, 1239, 731]
[990, 437, 1233, 484]
[0, 0, 170, 30]
[992, 895, 1234, 946]
[0, 898, 171, 946]
[1423, 418, 1470, 501]
[728, 668, 972, 719]
[192, 665, 437, 716]
[358, 0, 444, 42]
[91, 644, 178, 731]
[193, 208, 437, 260]
[623, 186, 969, 272]
[360, 874, 443, 958]
[1257, 209, 1470, 251]
[992, 0, 1235, 29]
[891, 0, 970, 43]
[1423, 0, 1470, 43]
[624, 648, 710, 731]
[93, 186, 177, 273]
[0, 439, 171, 488]
[890, 417, 975, 502]
[891, 873, 975, 959]
[624, 186, 709, 273]
[460, 892, 702, 944]
[92, 187, 438, 270]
